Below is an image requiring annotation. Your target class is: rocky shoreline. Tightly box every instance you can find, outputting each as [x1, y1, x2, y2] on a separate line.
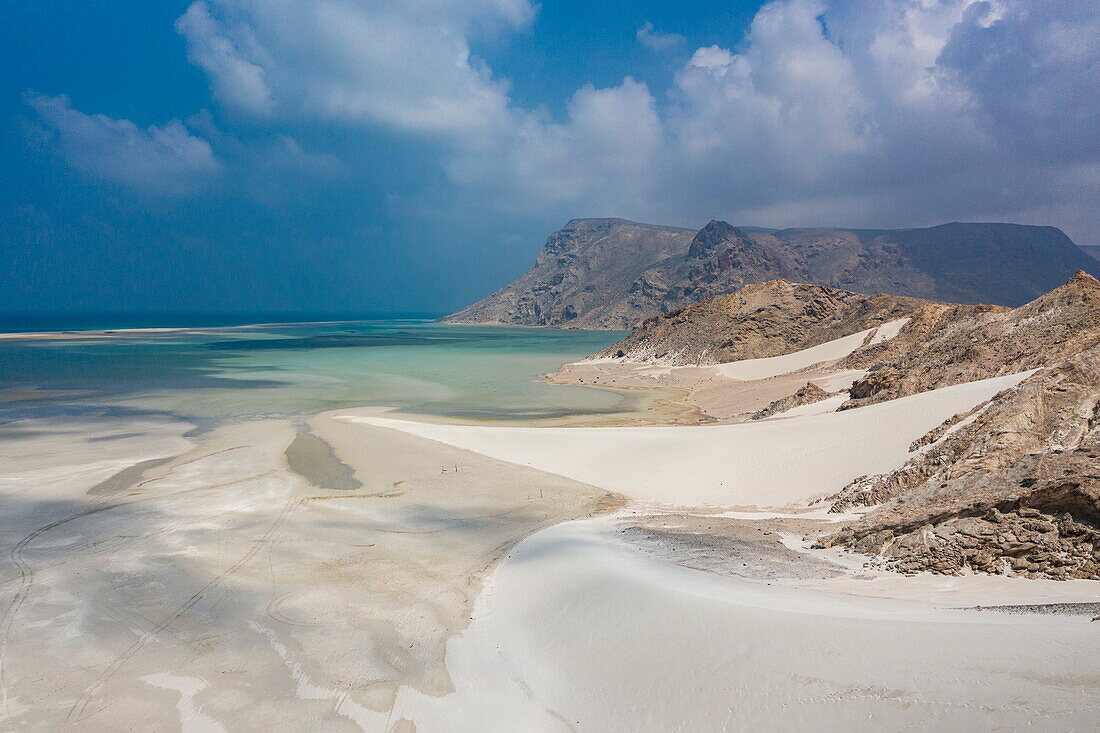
[552, 273, 1100, 581]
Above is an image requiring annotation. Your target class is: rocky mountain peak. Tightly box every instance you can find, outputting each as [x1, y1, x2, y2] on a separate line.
[679, 222, 794, 301]
[1018, 269, 1100, 316]
[1063, 269, 1100, 291]
[686, 220, 750, 258]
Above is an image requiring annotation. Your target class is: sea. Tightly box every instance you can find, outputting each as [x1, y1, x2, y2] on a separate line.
[0, 315, 642, 429]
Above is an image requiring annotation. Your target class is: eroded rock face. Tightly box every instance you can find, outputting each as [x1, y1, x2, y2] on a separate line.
[445, 219, 1097, 329]
[841, 271, 1100, 408]
[824, 342, 1100, 579]
[832, 491, 1100, 580]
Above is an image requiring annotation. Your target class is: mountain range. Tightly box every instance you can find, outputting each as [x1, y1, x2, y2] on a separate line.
[445, 218, 1098, 329]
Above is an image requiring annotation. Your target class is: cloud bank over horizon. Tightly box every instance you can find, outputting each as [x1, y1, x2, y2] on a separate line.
[31, 0, 1097, 237]
[9, 0, 1099, 311]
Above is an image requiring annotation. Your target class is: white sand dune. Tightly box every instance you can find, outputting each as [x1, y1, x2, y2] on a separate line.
[354, 371, 1034, 507]
[710, 327, 874, 380]
[809, 368, 868, 392]
[707, 318, 908, 381]
[868, 317, 910, 344]
[381, 516, 1100, 731]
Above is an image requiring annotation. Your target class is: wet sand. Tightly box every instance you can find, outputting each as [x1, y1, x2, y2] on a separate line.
[0, 409, 617, 730]
[283, 426, 361, 491]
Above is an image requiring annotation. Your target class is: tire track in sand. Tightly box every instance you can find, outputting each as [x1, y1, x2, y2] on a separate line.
[0, 461, 270, 730]
[65, 478, 297, 725]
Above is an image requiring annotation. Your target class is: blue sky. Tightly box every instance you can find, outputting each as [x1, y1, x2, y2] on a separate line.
[3, 1, 1098, 314]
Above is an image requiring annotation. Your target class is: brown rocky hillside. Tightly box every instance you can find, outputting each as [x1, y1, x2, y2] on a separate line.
[592, 278, 996, 366]
[840, 271, 1100, 408]
[823, 341, 1100, 579]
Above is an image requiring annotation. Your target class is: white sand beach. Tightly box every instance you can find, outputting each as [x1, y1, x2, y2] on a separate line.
[352, 371, 1034, 507]
[1, 325, 1095, 732]
[373, 515, 1100, 731]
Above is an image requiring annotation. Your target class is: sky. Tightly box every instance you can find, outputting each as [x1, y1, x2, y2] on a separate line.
[2, 0, 1098, 314]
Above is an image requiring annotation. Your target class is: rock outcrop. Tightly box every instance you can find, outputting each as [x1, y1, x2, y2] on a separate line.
[823, 342, 1100, 579]
[593, 278, 994, 366]
[840, 271, 1100, 408]
[446, 219, 1097, 329]
[751, 383, 832, 420]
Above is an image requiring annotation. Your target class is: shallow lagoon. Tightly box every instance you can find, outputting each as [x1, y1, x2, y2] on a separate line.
[0, 320, 645, 425]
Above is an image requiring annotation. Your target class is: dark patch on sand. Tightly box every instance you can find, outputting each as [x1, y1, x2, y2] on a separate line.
[285, 428, 362, 492]
[87, 432, 143, 442]
[621, 515, 845, 581]
[963, 602, 1100, 616]
[88, 456, 175, 496]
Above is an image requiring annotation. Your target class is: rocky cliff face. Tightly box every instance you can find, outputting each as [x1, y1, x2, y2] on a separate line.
[445, 219, 1098, 329]
[443, 219, 695, 330]
[823, 342, 1100, 580]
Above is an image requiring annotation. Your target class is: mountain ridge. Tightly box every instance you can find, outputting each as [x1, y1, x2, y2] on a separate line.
[445, 218, 1097, 329]
[592, 278, 999, 366]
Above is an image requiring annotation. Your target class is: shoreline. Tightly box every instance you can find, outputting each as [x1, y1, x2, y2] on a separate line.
[2, 325, 1097, 729]
[0, 316, 613, 342]
[546, 352, 865, 423]
[0, 403, 626, 729]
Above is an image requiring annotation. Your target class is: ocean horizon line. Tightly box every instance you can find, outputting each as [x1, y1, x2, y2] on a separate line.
[0, 310, 447, 334]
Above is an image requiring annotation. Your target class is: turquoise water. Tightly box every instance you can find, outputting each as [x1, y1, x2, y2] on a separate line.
[0, 320, 639, 424]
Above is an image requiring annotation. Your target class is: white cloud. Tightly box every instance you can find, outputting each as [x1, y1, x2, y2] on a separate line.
[636, 22, 686, 52]
[175, 2, 273, 115]
[687, 46, 735, 72]
[171, 0, 1100, 241]
[176, 0, 535, 141]
[514, 0, 1099, 240]
[669, 0, 870, 192]
[460, 77, 663, 210]
[26, 93, 221, 196]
